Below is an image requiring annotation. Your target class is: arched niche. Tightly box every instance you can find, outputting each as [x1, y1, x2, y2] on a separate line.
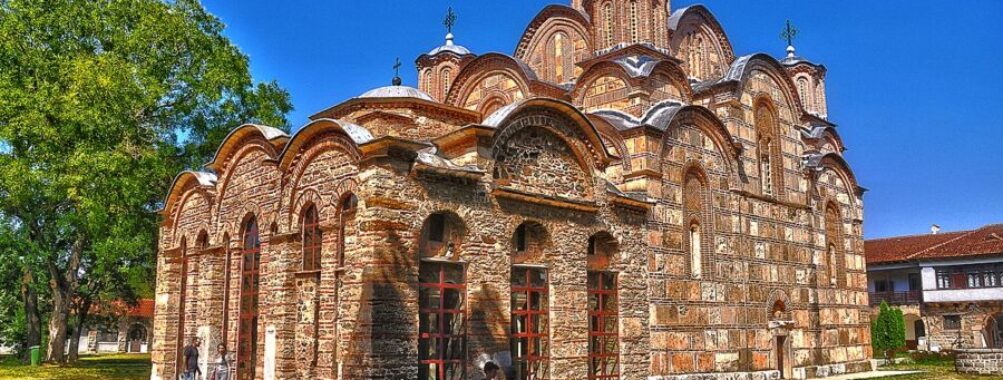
[418, 211, 467, 260]
[512, 221, 551, 265]
[587, 231, 619, 271]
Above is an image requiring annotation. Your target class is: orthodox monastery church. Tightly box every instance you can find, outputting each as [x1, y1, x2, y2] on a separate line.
[153, 1, 870, 379]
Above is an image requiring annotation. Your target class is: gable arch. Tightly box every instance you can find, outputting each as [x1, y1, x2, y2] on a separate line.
[728, 53, 806, 121]
[814, 152, 862, 201]
[573, 61, 635, 113]
[278, 118, 371, 171]
[645, 60, 694, 102]
[515, 5, 592, 59]
[516, 5, 593, 84]
[485, 97, 612, 170]
[444, 53, 537, 111]
[161, 171, 217, 225]
[205, 124, 288, 172]
[168, 189, 214, 247]
[816, 127, 846, 154]
[653, 104, 742, 186]
[668, 5, 736, 80]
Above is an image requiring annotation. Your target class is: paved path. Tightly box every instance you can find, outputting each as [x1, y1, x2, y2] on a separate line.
[823, 370, 924, 380]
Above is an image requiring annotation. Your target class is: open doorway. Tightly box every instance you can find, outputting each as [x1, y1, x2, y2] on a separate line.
[986, 313, 1003, 348]
[774, 336, 782, 378]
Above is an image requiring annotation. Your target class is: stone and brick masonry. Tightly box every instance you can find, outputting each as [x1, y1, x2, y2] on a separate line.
[152, 1, 871, 379]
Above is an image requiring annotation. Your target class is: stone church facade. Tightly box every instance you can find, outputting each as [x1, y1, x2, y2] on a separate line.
[152, 1, 870, 379]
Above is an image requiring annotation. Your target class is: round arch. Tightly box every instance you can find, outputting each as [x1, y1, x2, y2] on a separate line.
[444, 53, 537, 109]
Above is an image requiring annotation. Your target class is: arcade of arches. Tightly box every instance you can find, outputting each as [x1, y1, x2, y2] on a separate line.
[152, 1, 867, 379]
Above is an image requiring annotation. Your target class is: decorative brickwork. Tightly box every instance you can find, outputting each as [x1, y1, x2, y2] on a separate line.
[152, 1, 866, 379]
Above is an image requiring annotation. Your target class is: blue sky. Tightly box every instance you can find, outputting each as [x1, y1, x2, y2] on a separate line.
[201, 0, 1003, 239]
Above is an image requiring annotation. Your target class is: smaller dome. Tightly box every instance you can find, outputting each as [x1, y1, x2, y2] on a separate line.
[358, 85, 434, 101]
[425, 33, 473, 56]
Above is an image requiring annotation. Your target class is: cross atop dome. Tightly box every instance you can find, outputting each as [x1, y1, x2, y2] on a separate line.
[780, 19, 799, 59]
[443, 7, 457, 34]
[392, 57, 402, 86]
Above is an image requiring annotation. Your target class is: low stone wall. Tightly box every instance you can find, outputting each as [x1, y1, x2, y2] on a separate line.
[955, 349, 1003, 375]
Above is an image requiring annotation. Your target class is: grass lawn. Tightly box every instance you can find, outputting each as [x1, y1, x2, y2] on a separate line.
[0, 353, 150, 380]
[882, 353, 991, 380]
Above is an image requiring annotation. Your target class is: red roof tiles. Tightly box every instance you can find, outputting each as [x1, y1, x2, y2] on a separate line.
[865, 224, 1003, 265]
[128, 299, 155, 318]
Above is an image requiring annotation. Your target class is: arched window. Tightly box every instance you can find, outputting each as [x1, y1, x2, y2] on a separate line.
[694, 35, 705, 78]
[603, 2, 614, 48]
[760, 138, 774, 196]
[441, 67, 452, 98]
[302, 205, 321, 271]
[237, 216, 261, 380]
[552, 33, 565, 82]
[629, 0, 639, 43]
[690, 222, 702, 279]
[684, 169, 708, 280]
[824, 203, 845, 288]
[755, 104, 782, 197]
[798, 78, 812, 111]
[424, 69, 434, 97]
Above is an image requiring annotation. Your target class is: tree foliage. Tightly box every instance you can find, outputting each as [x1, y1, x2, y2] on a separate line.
[0, 0, 292, 362]
[871, 301, 906, 361]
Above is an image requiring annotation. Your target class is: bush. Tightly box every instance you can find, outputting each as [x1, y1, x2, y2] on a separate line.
[872, 301, 906, 361]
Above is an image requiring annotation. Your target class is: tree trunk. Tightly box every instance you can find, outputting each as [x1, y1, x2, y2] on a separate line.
[20, 268, 42, 363]
[45, 236, 84, 363]
[45, 281, 70, 363]
[68, 298, 91, 363]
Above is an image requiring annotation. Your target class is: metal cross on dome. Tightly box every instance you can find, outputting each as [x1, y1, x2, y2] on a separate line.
[444, 7, 457, 33]
[780, 19, 798, 47]
[392, 57, 402, 86]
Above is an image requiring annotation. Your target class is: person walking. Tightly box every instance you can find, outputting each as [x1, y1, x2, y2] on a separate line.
[212, 343, 230, 380]
[182, 336, 202, 380]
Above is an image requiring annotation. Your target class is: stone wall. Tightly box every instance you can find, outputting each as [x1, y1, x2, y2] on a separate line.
[955, 349, 1003, 375]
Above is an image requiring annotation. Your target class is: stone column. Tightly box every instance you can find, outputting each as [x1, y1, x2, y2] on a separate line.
[152, 240, 184, 380]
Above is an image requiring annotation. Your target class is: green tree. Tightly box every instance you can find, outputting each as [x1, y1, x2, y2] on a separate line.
[871, 301, 906, 362]
[0, 0, 292, 362]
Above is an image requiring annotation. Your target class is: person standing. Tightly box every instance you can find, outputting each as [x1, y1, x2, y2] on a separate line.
[182, 337, 202, 380]
[212, 343, 230, 380]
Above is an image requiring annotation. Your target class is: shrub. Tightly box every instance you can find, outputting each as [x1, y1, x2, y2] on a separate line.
[871, 301, 906, 361]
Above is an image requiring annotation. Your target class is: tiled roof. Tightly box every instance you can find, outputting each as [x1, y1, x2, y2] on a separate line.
[88, 299, 155, 319]
[128, 299, 155, 318]
[865, 224, 1003, 265]
[914, 224, 1003, 261]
